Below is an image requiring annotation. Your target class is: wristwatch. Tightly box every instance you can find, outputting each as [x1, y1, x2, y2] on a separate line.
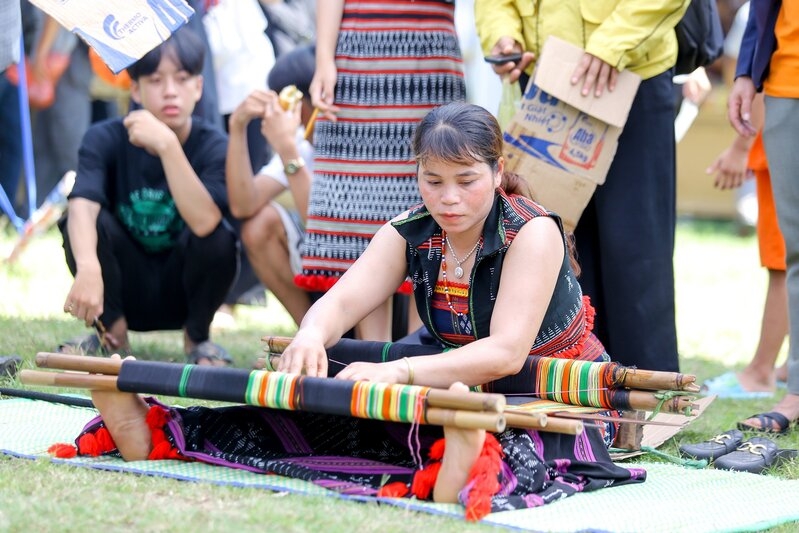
[283, 157, 306, 176]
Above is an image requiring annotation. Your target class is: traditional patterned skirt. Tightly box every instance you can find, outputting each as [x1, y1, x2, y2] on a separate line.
[74, 401, 645, 515]
[296, 0, 466, 292]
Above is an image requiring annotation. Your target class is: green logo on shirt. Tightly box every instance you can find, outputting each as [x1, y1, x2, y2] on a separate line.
[118, 188, 184, 252]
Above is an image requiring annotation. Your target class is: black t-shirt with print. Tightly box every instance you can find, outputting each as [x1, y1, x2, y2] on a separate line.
[70, 116, 229, 253]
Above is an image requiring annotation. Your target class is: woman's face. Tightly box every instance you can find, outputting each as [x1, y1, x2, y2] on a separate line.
[417, 157, 502, 238]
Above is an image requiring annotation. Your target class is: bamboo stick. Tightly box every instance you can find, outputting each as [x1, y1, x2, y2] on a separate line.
[19, 369, 118, 390]
[626, 390, 698, 414]
[425, 407, 506, 432]
[620, 368, 699, 393]
[262, 335, 293, 354]
[503, 411, 583, 435]
[36, 352, 123, 375]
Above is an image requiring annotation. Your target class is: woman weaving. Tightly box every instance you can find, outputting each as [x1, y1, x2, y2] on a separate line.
[81, 103, 644, 520]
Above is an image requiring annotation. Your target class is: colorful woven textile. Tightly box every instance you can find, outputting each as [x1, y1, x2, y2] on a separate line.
[297, 0, 466, 291]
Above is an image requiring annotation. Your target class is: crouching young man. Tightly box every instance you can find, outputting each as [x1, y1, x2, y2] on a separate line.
[59, 27, 238, 365]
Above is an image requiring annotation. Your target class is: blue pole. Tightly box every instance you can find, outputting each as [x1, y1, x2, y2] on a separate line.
[16, 33, 37, 217]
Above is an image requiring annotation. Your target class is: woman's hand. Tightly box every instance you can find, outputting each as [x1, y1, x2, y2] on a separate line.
[278, 333, 329, 377]
[309, 60, 340, 121]
[335, 360, 407, 384]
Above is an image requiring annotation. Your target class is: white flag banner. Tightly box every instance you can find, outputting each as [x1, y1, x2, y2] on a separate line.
[29, 0, 195, 73]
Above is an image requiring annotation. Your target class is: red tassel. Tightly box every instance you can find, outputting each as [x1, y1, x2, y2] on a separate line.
[47, 443, 77, 458]
[410, 460, 442, 500]
[378, 481, 410, 498]
[144, 405, 192, 462]
[463, 433, 504, 522]
[93, 427, 116, 452]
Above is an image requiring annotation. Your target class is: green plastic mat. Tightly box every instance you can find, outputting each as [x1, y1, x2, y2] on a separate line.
[2, 397, 798, 532]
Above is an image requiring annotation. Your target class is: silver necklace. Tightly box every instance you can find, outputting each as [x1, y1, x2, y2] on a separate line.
[444, 235, 481, 279]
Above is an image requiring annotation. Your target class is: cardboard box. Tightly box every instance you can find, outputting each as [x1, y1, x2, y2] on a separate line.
[503, 36, 641, 231]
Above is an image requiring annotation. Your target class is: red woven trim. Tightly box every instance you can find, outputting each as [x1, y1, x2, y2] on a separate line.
[294, 273, 339, 292]
[145, 405, 191, 462]
[295, 274, 414, 295]
[554, 295, 596, 360]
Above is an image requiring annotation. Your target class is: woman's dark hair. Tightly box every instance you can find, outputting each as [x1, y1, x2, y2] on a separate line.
[412, 102, 580, 275]
[127, 26, 205, 80]
[268, 44, 315, 96]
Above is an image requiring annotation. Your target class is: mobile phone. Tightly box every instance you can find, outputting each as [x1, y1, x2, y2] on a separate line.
[484, 53, 523, 65]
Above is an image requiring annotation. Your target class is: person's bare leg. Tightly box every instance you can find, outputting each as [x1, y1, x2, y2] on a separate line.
[89, 356, 152, 461]
[738, 269, 788, 391]
[241, 208, 311, 326]
[433, 382, 487, 504]
[355, 298, 392, 341]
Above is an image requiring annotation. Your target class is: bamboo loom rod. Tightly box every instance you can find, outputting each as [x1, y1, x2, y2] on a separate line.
[34, 353, 507, 414]
[19, 369, 509, 432]
[261, 336, 699, 393]
[36, 352, 123, 374]
[619, 368, 700, 393]
[504, 411, 582, 435]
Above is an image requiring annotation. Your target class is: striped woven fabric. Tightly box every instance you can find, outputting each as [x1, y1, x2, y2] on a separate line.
[297, 0, 466, 291]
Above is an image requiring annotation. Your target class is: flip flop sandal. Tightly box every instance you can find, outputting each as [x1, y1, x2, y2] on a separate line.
[737, 411, 793, 435]
[56, 333, 108, 356]
[0, 355, 22, 377]
[187, 341, 233, 366]
[714, 437, 798, 474]
[678, 429, 744, 461]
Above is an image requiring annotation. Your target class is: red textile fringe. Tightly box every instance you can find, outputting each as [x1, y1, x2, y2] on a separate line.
[294, 274, 413, 295]
[50, 404, 190, 462]
[47, 443, 77, 458]
[145, 405, 191, 462]
[554, 295, 596, 360]
[409, 434, 503, 521]
[462, 434, 503, 521]
[377, 481, 410, 498]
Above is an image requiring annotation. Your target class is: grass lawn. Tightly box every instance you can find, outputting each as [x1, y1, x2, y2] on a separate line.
[0, 220, 797, 532]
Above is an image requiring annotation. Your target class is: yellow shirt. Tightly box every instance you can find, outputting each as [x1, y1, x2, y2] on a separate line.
[474, 0, 689, 80]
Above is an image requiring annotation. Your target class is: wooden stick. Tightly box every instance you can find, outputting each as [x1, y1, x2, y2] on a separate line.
[425, 407, 505, 432]
[303, 108, 319, 141]
[262, 335, 293, 354]
[36, 352, 123, 375]
[626, 390, 698, 414]
[620, 368, 699, 392]
[504, 411, 583, 435]
[19, 369, 118, 390]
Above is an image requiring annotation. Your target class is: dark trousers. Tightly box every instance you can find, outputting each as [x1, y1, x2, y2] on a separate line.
[60, 209, 239, 343]
[572, 71, 679, 372]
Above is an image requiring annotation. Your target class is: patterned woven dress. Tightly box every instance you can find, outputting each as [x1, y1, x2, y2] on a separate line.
[296, 0, 466, 291]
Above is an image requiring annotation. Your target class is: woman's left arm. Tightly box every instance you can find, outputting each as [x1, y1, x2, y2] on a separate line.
[338, 217, 565, 387]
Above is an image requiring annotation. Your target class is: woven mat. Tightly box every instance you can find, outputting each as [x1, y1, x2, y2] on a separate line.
[2, 398, 798, 533]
